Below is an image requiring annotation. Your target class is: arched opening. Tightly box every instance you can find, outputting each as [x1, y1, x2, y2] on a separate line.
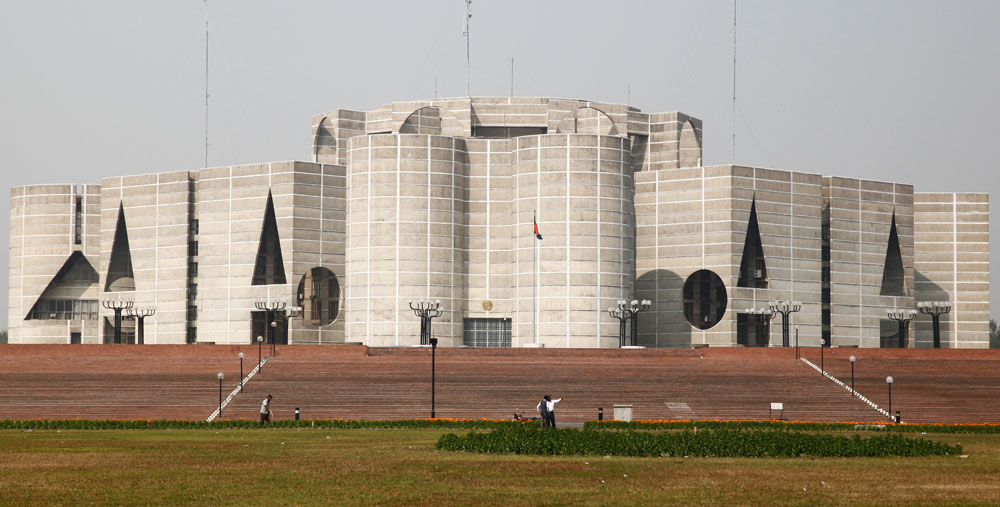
[683, 269, 727, 330]
[679, 120, 702, 167]
[399, 106, 443, 135]
[556, 107, 618, 135]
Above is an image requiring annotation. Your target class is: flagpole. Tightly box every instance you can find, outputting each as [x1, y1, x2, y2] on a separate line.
[533, 209, 538, 345]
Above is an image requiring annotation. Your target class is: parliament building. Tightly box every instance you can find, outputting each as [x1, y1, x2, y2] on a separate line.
[8, 96, 991, 348]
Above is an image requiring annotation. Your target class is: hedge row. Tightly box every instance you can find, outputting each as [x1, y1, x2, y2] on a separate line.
[436, 427, 963, 457]
[0, 418, 530, 431]
[584, 419, 1000, 434]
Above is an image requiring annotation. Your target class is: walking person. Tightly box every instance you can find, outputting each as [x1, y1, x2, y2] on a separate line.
[260, 394, 272, 425]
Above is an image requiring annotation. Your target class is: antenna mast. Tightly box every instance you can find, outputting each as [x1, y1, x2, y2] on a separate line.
[464, 0, 471, 97]
[731, 0, 737, 164]
[204, 0, 210, 168]
[510, 57, 514, 97]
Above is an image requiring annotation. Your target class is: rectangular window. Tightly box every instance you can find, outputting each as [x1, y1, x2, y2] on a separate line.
[74, 196, 83, 245]
[462, 318, 512, 348]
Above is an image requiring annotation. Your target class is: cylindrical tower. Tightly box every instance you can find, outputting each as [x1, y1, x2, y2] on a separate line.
[345, 134, 468, 346]
[513, 134, 635, 348]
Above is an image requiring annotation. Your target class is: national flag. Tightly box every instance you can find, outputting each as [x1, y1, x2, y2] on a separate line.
[533, 218, 543, 240]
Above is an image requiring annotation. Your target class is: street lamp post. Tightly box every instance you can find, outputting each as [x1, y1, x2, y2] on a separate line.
[238, 352, 244, 393]
[270, 321, 277, 356]
[795, 325, 800, 359]
[886, 376, 894, 419]
[849, 355, 856, 395]
[917, 301, 952, 349]
[768, 301, 802, 347]
[887, 309, 918, 348]
[126, 306, 156, 345]
[429, 337, 438, 418]
[217, 372, 225, 419]
[102, 298, 134, 344]
[256, 335, 264, 374]
[408, 300, 443, 345]
[820, 338, 825, 375]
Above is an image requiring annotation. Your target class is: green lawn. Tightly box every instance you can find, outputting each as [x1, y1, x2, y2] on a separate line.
[1, 429, 998, 506]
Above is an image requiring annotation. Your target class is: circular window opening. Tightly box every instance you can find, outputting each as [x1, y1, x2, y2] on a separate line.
[296, 267, 340, 327]
[682, 269, 728, 330]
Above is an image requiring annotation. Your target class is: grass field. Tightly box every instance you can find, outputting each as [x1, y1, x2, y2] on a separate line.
[2, 428, 999, 506]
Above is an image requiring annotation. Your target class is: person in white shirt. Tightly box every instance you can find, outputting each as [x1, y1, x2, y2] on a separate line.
[260, 394, 272, 425]
[536, 395, 561, 428]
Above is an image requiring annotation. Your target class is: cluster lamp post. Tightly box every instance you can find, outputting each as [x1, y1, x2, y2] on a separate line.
[217, 372, 225, 418]
[254, 299, 302, 355]
[768, 300, 802, 347]
[101, 298, 134, 344]
[608, 306, 628, 347]
[125, 306, 156, 345]
[887, 309, 918, 348]
[917, 301, 952, 349]
[608, 299, 651, 347]
[409, 300, 443, 345]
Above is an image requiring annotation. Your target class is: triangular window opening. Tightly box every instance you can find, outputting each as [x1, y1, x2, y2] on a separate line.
[104, 203, 136, 292]
[25, 251, 100, 320]
[880, 212, 906, 296]
[737, 199, 768, 288]
[252, 191, 287, 285]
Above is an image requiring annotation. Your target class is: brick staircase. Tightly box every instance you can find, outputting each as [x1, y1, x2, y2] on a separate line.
[0, 345, 258, 420]
[1, 345, 997, 423]
[799, 347, 1000, 424]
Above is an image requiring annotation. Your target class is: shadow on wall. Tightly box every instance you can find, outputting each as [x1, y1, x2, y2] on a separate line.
[635, 269, 689, 348]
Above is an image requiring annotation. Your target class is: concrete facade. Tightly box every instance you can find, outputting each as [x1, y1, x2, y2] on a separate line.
[7, 96, 991, 348]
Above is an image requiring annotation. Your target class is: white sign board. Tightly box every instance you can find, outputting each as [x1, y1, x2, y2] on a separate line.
[770, 402, 783, 411]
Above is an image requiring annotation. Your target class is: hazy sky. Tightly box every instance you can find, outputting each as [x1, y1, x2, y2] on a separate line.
[2, 0, 996, 330]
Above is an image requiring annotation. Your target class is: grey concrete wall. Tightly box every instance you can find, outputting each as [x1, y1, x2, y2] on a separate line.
[914, 193, 990, 348]
[512, 134, 634, 348]
[345, 135, 468, 346]
[823, 177, 914, 348]
[100, 171, 193, 344]
[8, 184, 101, 343]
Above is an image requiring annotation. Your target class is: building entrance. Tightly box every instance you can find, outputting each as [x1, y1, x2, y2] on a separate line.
[252, 311, 288, 345]
[736, 313, 771, 347]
